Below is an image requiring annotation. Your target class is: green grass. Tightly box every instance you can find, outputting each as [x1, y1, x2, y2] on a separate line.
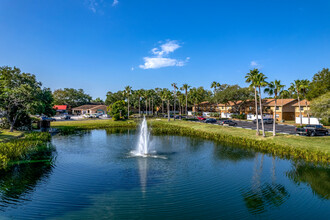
[0, 130, 25, 142]
[149, 119, 330, 163]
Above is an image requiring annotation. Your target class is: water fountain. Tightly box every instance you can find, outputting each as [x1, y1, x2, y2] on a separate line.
[133, 116, 150, 156]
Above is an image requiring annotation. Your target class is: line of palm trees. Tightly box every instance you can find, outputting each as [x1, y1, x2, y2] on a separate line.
[245, 68, 311, 137]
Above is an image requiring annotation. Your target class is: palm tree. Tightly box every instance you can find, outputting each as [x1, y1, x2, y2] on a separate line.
[289, 80, 303, 126]
[163, 88, 172, 121]
[136, 89, 144, 117]
[254, 73, 268, 137]
[143, 90, 149, 115]
[124, 86, 132, 117]
[180, 84, 191, 115]
[171, 83, 178, 120]
[245, 69, 260, 136]
[300, 79, 310, 124]
[211, 81, 220, 96]
[264, 80, 285, 136]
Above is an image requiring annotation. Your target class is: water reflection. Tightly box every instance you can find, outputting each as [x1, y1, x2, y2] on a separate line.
[137, 158, 148, 194]
[287, 162, 330, 200]
[0, 162, 54, 210]
[242, 154, 289, 214]
[213, 144, 256, 162]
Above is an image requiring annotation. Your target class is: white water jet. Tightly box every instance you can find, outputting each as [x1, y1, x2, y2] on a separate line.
[135, 116, 150, 156]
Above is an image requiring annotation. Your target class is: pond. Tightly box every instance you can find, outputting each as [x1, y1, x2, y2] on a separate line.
[0, 129, 330, 219]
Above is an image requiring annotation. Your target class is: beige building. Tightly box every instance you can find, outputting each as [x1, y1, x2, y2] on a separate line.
[72, 105, 108, 115]
[293, 100, 311, 118]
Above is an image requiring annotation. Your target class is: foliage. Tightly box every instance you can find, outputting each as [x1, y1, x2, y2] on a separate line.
[53, 88, 92, 108]
[92, 97, 104, 104]
[113, 113, 121, 121]
[105, 90, 125, 105]
[0, 132, 52, 169]
[231, 114, 246, 119]
[310, 92, 330, 125]
[108, 100, 127, 119]
[0, 66, 51, 131]
[306, 68, 330, 100]
[30, 88, 56, 116]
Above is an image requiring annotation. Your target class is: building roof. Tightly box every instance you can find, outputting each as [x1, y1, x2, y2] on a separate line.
[72, 105, 107, 110]
[292, 100, 310, 106]
[53, 105, 68, 110]
[264, 99, 297, 107]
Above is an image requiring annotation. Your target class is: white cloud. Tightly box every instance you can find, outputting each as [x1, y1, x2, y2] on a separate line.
[250, 61, 261, 68]
[139, 40, 188, 69]
[88, 0, 97, 13]
[112, 0, 119, 6]
[131, 67, 134, 71]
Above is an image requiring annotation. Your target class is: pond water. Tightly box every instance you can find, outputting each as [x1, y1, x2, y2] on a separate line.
[0, 129, 330, 219]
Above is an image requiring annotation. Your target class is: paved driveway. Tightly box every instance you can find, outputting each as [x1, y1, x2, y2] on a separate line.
[234, 120, 297, 135]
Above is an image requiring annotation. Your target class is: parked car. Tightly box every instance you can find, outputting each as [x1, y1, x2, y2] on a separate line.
[253, 118, 274, 124]
[60, 115, 71, 120]
[205, 118, 217, 123]
[296, 125, 329, 136]
[41, 116, 56, 121]
[220, 120, 237, 126]
[197, 116, 206, 121]
[164, 114, 174, 118]
[175, 115, 186, 119]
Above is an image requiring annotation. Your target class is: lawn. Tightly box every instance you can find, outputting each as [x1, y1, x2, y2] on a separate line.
[0, 130, 25, 142]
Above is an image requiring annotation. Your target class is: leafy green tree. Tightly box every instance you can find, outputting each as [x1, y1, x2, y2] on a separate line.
[306, 68, 330, 100]
[53, 88, 91, 108]
[31, 88, 56, 117]
[162, 89, 172, 121]
[0, 66, 47, 132]
[105, 91, 125, 105]
[265, 80, 285, 136]
[92, 97, 104, 104]
[108, 100, 127, 119]
[171, 83, 178, 120]
[245, 69, 261, 136]
[180, 84, 191, 115]
[211, 81, 220, 96]
[310, 92, 330, 125]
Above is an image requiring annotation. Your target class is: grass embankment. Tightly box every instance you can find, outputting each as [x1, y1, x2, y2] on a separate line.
[52, 119, 137, 134]
[0, 132, 53, 169]
[0, 130, 25, 142]
[149, 119, 330, 163]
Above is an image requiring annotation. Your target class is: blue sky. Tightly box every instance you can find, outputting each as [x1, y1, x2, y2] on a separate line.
[1, 0, 329, 99]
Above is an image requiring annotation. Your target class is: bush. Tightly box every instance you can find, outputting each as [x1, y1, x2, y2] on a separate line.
[113, 113, 121, 121]
[231, 114, 246, 120]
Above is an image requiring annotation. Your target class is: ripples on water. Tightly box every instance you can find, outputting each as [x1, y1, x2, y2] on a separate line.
[0, 129, 329, 219]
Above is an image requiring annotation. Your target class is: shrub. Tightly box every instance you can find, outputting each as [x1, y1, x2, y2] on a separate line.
[231, 114, 246, 120]
[113, 113, 121, 121]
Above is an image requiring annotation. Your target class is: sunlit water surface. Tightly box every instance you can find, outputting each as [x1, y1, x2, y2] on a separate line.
[0, 129, 329, 219]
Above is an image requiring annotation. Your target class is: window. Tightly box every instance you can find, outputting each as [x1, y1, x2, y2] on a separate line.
[300, 107, 304, 111]
[276, 106, 279, 110]
[276, 114, 279, 118]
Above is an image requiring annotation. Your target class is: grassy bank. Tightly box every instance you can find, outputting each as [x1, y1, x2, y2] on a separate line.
[0, 132, 53, 169]
[52, 119, 138, 134]
[149, 120, 330, 163]
[0, 130, 25, 142]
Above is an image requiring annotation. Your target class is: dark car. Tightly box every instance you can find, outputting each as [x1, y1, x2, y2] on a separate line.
[205, 118, 217, 123]
[296, 125, 329, 136]
[164, 114, 174, 118]
[253, 118, 274, 124]
[175, 115, 186, 119]
[220, 120, 237, 126]
[41, 116, 56, 121]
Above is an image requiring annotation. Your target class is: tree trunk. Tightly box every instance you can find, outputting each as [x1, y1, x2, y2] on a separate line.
[173, 98, 176, 121]
[139, 98, 141, 117]
[167, 100, 170, 121]
[149, 99, 151, 116]
[254, 87, 260, 136]
[258, 86, 265, 137]
[297, 91, 302, 126]
[127, 96, 130, 117]
[152, 98, 154, 116]
[273, 97, 277, 136]
[185, 91, 188, 115]
[162, 100, 164, 114]
[145, 100, 148, 115]
[305, 100, 310, 125]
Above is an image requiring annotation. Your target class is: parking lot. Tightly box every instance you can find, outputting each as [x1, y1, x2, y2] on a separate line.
[195, 119, 297, 135]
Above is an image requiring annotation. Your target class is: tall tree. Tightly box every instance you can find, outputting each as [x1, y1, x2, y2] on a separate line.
[254, 72, 268, 137]
[136, 89, 144, 117]
[180, 84, 191, 115]
[124, 86, 132, 117]
[306, 68, 330, 100]
[245, 69, 261, 136]
[289, 80, 304, 126]
[53, 88, 92, 108]
[0, 66, 47, 132]
[163, 89, 172, 121]
[264, 80, 285, 136]
[171, 83, 178, 120]
[211, 81, 220, 96]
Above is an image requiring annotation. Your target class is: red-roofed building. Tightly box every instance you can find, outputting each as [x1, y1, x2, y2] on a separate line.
[53, 105, 71, 114]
